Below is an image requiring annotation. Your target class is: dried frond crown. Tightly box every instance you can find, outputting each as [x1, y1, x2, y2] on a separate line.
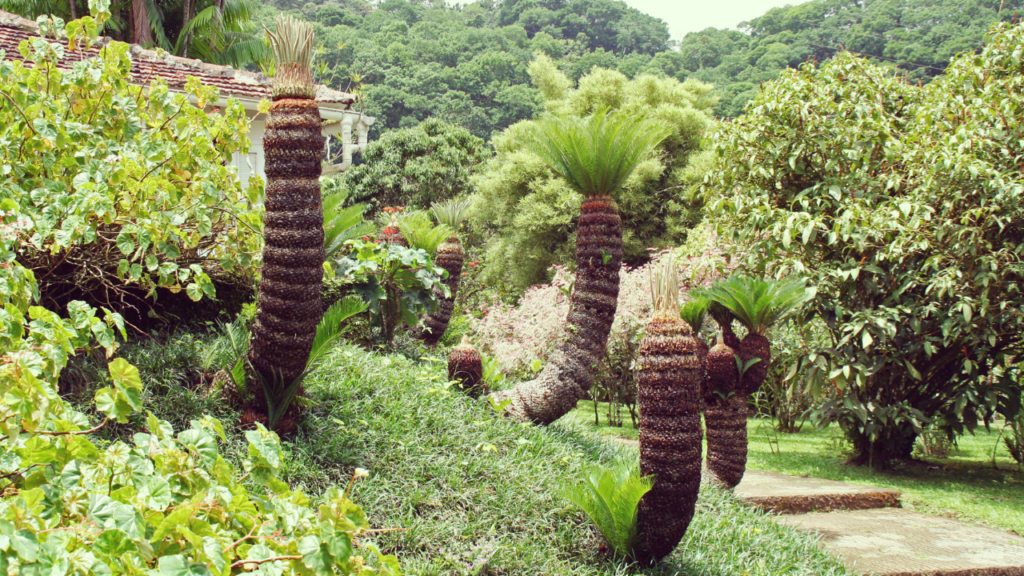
[266, 14, 316, 99]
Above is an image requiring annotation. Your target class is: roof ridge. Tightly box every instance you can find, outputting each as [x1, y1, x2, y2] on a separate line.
[0, 8, 357, 106]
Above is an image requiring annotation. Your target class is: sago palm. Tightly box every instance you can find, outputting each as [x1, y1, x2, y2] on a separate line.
[700, 295, 744, 488]
[492, 109, 671, 425]
[634, 261, 703, 564]
[559, 460, 653, 562]
[703, 276, 810, 487]
[248, 15, 326, 405]
[416, 199, 470, 346]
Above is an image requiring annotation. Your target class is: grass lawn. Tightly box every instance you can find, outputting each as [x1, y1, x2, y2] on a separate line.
[567, 400, 1024, 536]
[79, 335, 855, 576]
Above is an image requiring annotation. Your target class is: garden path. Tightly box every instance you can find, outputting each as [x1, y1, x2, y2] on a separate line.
[613, 437, 1024, 575]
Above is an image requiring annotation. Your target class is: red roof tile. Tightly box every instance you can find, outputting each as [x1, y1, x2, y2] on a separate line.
[0, 9, 356, 109]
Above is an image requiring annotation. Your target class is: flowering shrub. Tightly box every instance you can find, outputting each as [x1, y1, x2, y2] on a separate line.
[472, 233, 730, 388]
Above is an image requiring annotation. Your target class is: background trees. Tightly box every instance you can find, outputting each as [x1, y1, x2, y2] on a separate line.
[471, 56, 715, 292]
[705, 27, 1024, 464]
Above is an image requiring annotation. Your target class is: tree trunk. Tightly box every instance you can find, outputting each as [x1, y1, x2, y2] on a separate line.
[249, 98, 326, 388]
[131, 0, 153, 45]
[739, 332, 770, 395]
[417, 235, 463, 346]
[635, 319, 703, 564]
[705, 394, 748, 489]
[69, 0, 77, 20]
[491, 197, 622, 425]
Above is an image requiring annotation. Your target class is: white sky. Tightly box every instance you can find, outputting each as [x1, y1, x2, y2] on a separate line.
[621, 0, 815, 40]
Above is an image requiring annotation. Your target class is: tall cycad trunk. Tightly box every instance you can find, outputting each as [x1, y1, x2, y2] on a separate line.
[704, 321, 746, 488]
[249, 16, 325, 390]
[419, 233, 463, 346]
[635, 262, 703, 565]
[492, 197, 622, 424]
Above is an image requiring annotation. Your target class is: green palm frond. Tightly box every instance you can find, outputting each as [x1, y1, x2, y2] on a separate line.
[430, 198, 471, 229]
[680, 295, 710, 334]
[308, 296, 369, 368]
[706, 276, 812, 335]
[324, 193, 373, 259]
[523, 108, 672, 199]
[558, 459, 653, 560]
[398, 210, 454, 256]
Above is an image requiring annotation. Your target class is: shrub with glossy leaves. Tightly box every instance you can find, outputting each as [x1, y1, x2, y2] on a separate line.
[705, 26, 1024, 464]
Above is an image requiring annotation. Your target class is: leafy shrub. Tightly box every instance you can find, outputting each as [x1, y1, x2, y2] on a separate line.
[0, 15, 261, 323]
[341, 118, 488, 211]
[559, 460, 653, 561]
[705, 26, 1024, 464]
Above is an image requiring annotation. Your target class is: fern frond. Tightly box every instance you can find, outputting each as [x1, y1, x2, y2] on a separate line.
[398, 210, 454, 256]
[680, 295, 709, 334]
[430, 198, 471, 229]
[706, 276, 812, 335]
[307, 296, 369, 367]
[558, 460, 653, 560]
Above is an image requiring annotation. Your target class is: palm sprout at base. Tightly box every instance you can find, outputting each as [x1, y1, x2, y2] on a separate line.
[559, 460, 653, 561]
[490, 109, 671, 425]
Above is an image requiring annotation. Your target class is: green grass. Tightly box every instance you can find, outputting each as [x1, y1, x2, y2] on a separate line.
[77, 334, 854, 576]
[567, 401, 1024, 537]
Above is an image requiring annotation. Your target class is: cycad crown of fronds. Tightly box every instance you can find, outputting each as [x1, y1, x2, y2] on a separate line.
[324, 193, 373, 259]
[558, 460, 653, 561]
[649, 260, 680, 319]
[430, 198, 471, 229]
[706, 276, 811, 335]
[524, 108, 672, 198]
[398, 211, 454, 255]
[265, 14, 315, 98]
[680, 295, 710, 334]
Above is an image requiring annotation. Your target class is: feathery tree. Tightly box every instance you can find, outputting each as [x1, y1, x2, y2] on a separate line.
[705, 277, 810, 486]
[491, 109, 671, 425]
[248, 15, 326, 397]
[417, 199, 471, 346]
[635, 261, 703, 564]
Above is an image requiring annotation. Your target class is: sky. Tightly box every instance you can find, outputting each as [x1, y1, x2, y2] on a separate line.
[621, 0, 814, 41]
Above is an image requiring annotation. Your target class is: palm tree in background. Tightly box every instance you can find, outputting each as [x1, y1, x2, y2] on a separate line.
[491, 109, 671, 425]
[0, 0, 265, 67]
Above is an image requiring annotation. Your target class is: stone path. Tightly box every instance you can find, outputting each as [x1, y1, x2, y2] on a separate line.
[609, 435, 1024, 575]
[734, 470, 901, 514]
[776, 508, 1024, 576]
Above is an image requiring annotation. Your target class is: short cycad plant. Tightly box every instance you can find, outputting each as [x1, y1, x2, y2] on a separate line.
[417, 198, 470, 346]
[492, 109, 671, 425]
[704, 276, 810, 487]
[559, 460, 653, 562]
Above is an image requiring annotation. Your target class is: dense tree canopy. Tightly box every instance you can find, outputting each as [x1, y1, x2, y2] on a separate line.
[471, 56, 716, 292]
[681, 0, 1024, 116]
[705, 23, 1024, 463]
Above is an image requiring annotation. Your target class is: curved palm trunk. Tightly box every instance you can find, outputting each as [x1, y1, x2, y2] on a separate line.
[417, 235, 463, 346]
[492, 197, 622, 425]
[249, 98, 326, 387]
[635, 319, 703, 564]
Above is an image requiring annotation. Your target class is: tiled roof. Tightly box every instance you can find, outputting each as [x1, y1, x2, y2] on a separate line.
[0, 9, 357, 109]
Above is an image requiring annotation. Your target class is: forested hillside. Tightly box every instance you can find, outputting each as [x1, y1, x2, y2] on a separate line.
[253, 0, 1023, 128]
[681, 0, 1024, 116]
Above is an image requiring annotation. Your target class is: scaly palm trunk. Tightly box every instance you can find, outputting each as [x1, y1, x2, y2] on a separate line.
[635, 316, 703, 563]
[131, 0, 154, 45]
[492, 197, 622, 424]
[739, 332, 771, 394]
[249, 17, 325, 392]
[419, 234, 463, 346]
[704, 323, 746, 488]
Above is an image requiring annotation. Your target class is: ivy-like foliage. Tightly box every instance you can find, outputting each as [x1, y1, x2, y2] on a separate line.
[705, 24, 1024, 464]
[0, 14, 263, 319]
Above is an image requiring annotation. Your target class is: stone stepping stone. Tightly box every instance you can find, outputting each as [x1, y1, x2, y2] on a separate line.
[734, 470, 901, 514]
[775, 508, 1024, 576]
